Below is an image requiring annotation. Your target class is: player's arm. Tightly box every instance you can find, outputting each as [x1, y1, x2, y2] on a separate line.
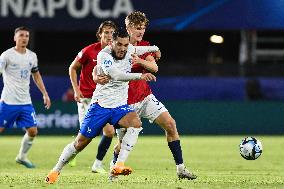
[99, 52, 156, 82]
[131, 53, 158, 73]
[108, 66, 156, 82]
[32, 70, 51, 109]
[132, 44, 159, 56]
[69, 59, 84, 102]
[0, 53, 7, 76]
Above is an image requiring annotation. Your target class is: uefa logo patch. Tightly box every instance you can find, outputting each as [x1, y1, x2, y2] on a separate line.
[103, 60, 112, 68]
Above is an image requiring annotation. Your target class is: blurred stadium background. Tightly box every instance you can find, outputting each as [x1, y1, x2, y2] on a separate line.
[1, 0, 284, 135]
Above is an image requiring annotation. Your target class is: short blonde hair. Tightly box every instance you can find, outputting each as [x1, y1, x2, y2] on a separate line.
[125, 11, 149, 28]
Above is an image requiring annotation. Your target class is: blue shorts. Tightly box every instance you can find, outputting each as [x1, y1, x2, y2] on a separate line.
[80, 103, 134, 138]
[0, 102, 37, 128]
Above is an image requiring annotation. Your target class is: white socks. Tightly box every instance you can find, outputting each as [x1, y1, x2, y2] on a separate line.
[177, 163, 185, 172]
[92, 159, 102, 169]
[116, 127, 142, 163]
[53, 142, 78, 172]
[17, 133, 34, 160]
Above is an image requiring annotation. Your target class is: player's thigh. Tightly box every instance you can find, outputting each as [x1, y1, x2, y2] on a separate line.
[77, 98, 91, 125]
[102, 123, 115, 137]
[110, 104, 140, 128]
[117, 112, 141, 128]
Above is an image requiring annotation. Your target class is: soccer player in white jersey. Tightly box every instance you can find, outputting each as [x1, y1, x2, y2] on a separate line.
[0, 26, 51, 168]
[68, 20, 116, 172]
[45, 28, 159, 184]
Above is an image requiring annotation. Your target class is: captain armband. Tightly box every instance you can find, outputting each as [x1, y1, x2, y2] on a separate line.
[31, 66, 39, 73]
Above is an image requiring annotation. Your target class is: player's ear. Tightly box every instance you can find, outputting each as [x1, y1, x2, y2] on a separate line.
[126, 26, 131, 34]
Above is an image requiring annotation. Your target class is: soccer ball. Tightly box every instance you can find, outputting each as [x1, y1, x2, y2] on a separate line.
[239, 137, 263, 160]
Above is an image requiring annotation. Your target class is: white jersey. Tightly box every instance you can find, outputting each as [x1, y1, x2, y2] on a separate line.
[92, 44, 158, 108]
[0, 47, 38, 105]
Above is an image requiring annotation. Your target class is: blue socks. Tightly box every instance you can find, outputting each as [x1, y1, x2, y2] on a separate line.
[96, 135, 112, 161]
[168, 140, 183, 165]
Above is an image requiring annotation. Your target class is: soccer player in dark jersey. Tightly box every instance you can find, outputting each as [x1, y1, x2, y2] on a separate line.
[111, 11, 197, 180]
[68, 21, 116, 173]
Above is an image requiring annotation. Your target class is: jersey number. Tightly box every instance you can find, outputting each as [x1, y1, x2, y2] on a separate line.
[20, 70, 29, 79]
[31, 111, 37, 124]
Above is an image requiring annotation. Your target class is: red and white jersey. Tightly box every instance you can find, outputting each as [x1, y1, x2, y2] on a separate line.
[75, 42, 102, 98]
[128, 40, 155, 104]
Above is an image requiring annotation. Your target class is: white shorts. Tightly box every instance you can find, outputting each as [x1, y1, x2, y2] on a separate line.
[116, 94, 168, 140]
[77, 98, 92, 125]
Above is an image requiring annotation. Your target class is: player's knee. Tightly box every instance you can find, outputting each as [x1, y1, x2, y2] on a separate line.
[0, 127, 5, 133]
[103, 126, 115, 137]
[27, 128, 38, 137]
[132, 119, 142, 128]
[74, 141, 84, 151]
[74, 138, 90, 151]
[162, 118, 177, 136]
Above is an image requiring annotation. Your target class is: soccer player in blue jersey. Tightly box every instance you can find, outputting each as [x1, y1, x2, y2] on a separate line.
[0, 26, 51, 168]
[45, 28, 158, 184]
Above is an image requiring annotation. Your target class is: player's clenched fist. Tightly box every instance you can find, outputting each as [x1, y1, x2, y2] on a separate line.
[141, 73, 156, 82]
[131, 53, 140, 64]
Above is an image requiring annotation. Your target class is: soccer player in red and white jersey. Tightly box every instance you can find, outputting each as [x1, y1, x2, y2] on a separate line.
[110, 11, 197, 180]
[68, 21, 116, 173]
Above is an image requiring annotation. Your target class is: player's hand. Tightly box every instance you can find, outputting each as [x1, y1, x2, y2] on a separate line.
[97, 75, 111, 85]
[155, 50, 161, 61]
[43, 94, 51, 109]
[141, 73, 156, 82]
[74, 89, 84, 102]
[131, 53, 141, 64]
[93, 66, 110, 85]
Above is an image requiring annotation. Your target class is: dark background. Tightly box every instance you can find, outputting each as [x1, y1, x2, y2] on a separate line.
[1, 30, 284, 77]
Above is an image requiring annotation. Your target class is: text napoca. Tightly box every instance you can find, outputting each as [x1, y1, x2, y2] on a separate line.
[0, 0, 134, 18]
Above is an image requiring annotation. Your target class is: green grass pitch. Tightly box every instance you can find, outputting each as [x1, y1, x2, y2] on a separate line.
[0, 135, 283, 189]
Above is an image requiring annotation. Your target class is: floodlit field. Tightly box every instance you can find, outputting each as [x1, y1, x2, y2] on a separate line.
[0, 136, 283, 189]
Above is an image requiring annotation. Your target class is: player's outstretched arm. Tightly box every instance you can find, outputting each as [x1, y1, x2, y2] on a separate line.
[108, 65, 142, 81]
[32, 71, 51, 109]
[134, 45, 159, 56]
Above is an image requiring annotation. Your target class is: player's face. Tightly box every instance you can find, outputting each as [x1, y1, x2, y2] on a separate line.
[100, 26, 115, 45]
[112, 37, 129, 60]
[14, 30, 29, 48]
[127, 23, 146, 43]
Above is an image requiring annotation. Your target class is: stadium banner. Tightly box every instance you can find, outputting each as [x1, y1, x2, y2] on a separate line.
[2, 76, 284, 101]
[3, 101, 284, 135]
[0, 0, 284, 31]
